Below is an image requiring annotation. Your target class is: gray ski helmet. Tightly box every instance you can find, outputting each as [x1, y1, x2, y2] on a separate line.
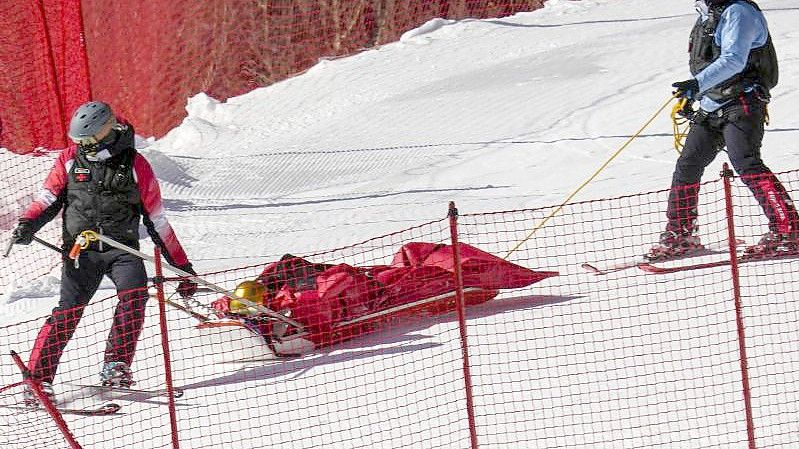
[68, 101, 116, 144]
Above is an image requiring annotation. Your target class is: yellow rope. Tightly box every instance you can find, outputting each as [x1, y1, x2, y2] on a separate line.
[503, 94, 678, 260]
[670, 98, 690, 153]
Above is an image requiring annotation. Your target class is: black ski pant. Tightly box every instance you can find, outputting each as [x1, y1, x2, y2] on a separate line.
[28, 249, 149, 384]
[666, 93, 799, 235]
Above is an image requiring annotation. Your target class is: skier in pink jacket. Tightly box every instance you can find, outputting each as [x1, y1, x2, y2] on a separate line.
[10, 101, 196, 402]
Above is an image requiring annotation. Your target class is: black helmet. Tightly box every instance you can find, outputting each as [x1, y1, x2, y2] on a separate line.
[68, 101, 117, 145]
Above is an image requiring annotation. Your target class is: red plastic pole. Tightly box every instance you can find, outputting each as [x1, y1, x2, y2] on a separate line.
[448, 201, 479, 449]
[721, 164, 757, 449]
[10, 351, 82, 449]
[154, 247, 181, 449]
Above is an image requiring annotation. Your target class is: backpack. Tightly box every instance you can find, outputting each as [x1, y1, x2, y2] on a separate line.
[690, 0, 778, 94]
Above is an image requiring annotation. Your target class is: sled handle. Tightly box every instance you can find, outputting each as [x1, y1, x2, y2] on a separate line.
[75, 230, 304, 330]
[2, 239, 13, 258]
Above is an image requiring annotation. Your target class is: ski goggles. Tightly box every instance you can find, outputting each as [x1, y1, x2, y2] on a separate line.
[69, 115, 118, 146]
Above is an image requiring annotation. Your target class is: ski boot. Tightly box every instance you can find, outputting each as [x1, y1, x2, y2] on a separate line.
[22, 381, 56, 407]
[745, 231, 799, 257]
[646, 230, 703, 261]
[99, 361, 134, 387]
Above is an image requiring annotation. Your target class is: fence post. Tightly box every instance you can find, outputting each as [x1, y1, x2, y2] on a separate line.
[153, 247, 181, 449]
[720, 163, 757, 449]
[9, 351, 82, 449]
[448, 201, 479, 449]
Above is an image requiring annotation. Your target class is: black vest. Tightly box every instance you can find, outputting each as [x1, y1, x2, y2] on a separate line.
[688, 0, 778, 101]
[64, 129, 142, 248]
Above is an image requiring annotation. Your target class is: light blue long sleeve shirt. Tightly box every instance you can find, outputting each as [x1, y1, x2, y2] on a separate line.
[695, 1, 769, 111]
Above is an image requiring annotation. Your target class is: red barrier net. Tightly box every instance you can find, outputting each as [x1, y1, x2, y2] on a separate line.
[1, 170, 798, 448]
[0, 0, 90, 152]
[0, 0, 544, 290]
[0, 0, 544, 153]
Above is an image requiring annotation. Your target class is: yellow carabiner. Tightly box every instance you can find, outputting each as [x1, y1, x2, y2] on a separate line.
[78, 230, 99, 249]
[68, 230, 100, 266]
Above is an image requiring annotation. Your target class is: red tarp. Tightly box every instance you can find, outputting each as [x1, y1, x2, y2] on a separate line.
[213, 242, 557, 346]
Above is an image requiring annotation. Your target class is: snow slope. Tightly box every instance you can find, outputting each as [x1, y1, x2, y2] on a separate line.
[2, 0, 799, 447]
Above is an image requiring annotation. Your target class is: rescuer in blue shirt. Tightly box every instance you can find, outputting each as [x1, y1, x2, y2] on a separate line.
[648, 0, 799, 260]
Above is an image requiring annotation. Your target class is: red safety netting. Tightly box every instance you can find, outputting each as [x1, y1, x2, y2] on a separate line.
[0, 169, 797, 448]
[0, 0, 545, 293]
[0, 0, 90, 153]
[1, 0, 544, 153]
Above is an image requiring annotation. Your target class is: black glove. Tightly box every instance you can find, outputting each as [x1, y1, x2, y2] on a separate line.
[672, 79, 700, 101]
[176, 263, 198, 298]
[11, 219, 35, 245]
[675, 99, 695, 120]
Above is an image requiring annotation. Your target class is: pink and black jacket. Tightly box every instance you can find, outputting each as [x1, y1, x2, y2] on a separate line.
[21, 123, 190, 269]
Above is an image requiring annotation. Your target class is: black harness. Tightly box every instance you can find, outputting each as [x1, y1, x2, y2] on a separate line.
[688, 0, 778, 102]
[63, 128, 142, 249]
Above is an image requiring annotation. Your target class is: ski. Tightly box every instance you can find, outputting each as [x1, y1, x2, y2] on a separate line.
[66, 383, 184, 399]
[215, 356, 299, 365]
[582, 244, 734, 275]
[164, 298, 217, 323]
[638, 250, 799, 274]
[2, 402, 121, 416]
[637, 259, 729, 274]
[581, 259, 643, 275]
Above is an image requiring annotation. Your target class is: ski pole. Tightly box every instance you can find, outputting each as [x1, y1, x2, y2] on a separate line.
[72, 230, 304, 330]
[2, 239, 13, 258]
[2, 236, 61, 257]
[33, 237, 63, 254]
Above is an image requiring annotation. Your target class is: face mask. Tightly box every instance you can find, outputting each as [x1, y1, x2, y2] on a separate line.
[80, 129, 122, 161]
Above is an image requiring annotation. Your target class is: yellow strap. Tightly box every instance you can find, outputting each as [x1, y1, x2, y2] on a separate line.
[503, 94, 678, 260]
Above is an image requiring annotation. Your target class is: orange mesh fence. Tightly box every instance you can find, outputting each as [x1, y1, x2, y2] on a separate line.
[162, 219, 481, 449]
[454, 170, 799, 448]
[1, 169, 798, 448]
[1, 0, 545, 153]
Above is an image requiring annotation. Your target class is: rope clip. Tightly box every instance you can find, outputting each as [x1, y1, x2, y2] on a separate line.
[69, 231, 100, 269]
